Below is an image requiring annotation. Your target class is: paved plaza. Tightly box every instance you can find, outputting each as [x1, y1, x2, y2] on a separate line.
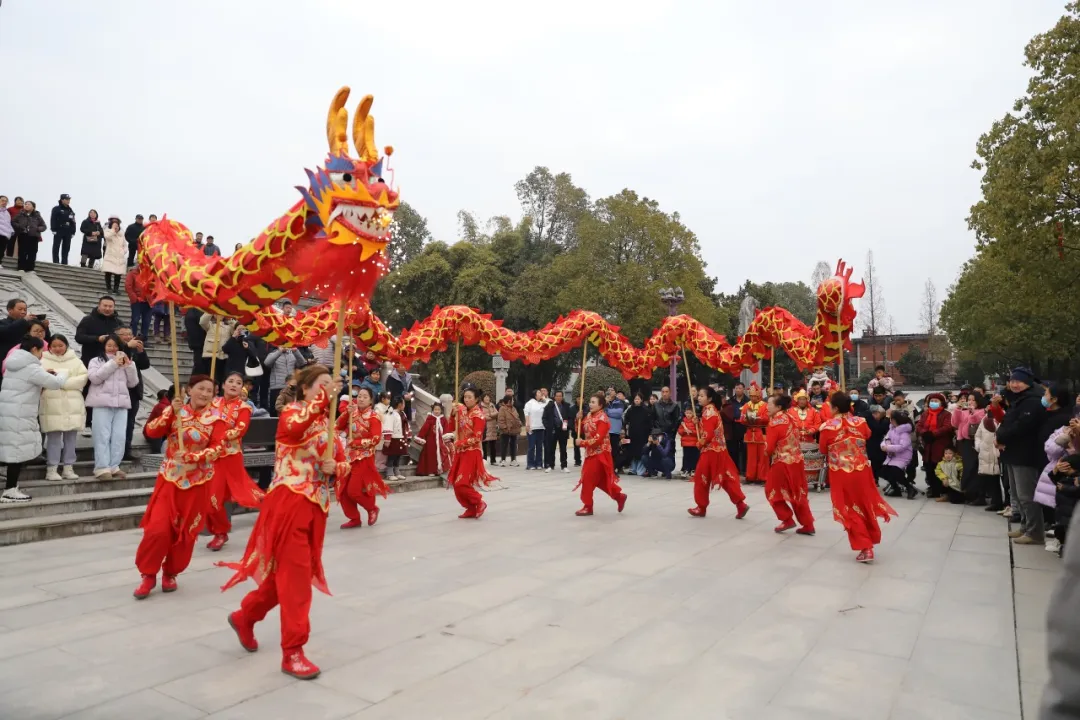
[0, 467, 1057, 719]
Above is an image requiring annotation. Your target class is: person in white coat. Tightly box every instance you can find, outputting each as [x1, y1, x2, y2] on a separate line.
[86, 335, 139, 479]
[101, 217, 127, 295]
[40, 334, 88, 481]
[0, 337, 67, 502]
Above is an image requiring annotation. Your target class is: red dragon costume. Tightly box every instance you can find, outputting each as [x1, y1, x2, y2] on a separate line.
[688, 403, 747, 519]
[335, 396, 390, 528]
[574, 404, 627, 516]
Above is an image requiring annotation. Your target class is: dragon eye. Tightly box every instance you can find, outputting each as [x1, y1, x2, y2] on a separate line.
[342, 173, 353, 184]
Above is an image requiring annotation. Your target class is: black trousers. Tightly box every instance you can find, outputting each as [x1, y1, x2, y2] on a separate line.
[269, 387, 283, 417]
[545, 430, 569, 469]
[5, 462, 23, 489]
[979, 473, 1004, 508]
[958, 439, 979, 498]
[499, 433, 517, 462]
[3, 234, 14, 258]
[483, 439, 497, 465]
[127, 243, 138, 267]
[52, 233, 72, 264]
[104, 272, 121, 293]
[609, 433, 623, 471]
[881, 464, 911, 493]
[17, 235, 37, 271]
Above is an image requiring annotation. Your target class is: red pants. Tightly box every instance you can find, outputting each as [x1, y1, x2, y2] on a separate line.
[338, 459, 387, 522]
[206, 455, 265, 535]
[830, 467, 898, 551]
[229, 490, 328, 651]
[454, 483, 483, 512]
[579, 453, 621, 510]
[745, 443, 768, 481]
[693, 450, 745, 510]
[767, 462, 815, 529]
[135, 479, 210, 577]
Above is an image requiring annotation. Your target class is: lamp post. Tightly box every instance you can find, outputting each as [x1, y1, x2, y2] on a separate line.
[659, 287, 685, 402]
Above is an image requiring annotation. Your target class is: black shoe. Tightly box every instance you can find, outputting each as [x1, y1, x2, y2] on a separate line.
[966, 499, 988, 507]
[905, 485, 919, 500]
[925, 490, 940, 499]
[1010, 514, 1022, 523]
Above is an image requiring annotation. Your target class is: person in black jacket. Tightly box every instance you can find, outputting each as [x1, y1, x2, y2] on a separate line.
[79, 210, 103, 268]
[74, 297, 123, 366]
[124, 214, 144, 268]
[50, 194, 76, 265]
[542, 390, 573, 472]
[866, 404, 890, 483]
[622, 393, 653, 475]
[997, 366, 1049, 545]
[116, 326, 150, 460]
[0, 299, 31, 390]
[221, 325, 261, 377]
[184, 308, 207, 375]
[653, 386, 681, 438]
[566, 400, 582, 466]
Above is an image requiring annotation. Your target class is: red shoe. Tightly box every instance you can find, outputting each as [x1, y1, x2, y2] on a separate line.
[367, 507, 379, 526]
[774, 521, 796, 533]
[735, 503, 750, 520]
[687, 507, 706, 518]
[207, 534, 228, 551]
[228, 611, 258, 652]
[856, 548, 875, 563]
[458, 508, 477, 519]
[133, 574, 156, 600]
[796, 526, 816, 536]
[474, 501, 488, 519]
[575, 507, 594, 516]
[281, 649, 320, 680]
[340, 518, 363, 529]
[616, 493, 627, 513]
[161, 574, 178, 593]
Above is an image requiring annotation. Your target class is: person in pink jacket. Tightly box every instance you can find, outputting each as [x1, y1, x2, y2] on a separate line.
[952, 394, 988, 504]
[86, 335, 139, 479]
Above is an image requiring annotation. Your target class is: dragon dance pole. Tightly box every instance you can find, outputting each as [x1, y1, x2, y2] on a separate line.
[681, 346, 697, 421]
[346, 338, 354, 445]
[326, 302, 347, 461]
[577, 338, 588, 436]
[167, 302, 184, 452]
[209, 316, 222, 386]
[454, 338, 460, 402]
[769, 347, 775, 396]
[837, 285, 846, 392]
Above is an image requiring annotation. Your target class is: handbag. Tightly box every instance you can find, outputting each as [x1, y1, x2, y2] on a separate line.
[244, 356, 264, 378]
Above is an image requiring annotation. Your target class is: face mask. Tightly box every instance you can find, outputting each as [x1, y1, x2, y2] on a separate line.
[928, 401, 941, 410]
[1041, 396, 1051, 409]
[849, 394, 859, 402]
[351, 390, 359, 398]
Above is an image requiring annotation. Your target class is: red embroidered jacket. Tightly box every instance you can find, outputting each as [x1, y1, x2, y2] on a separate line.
[209, 396, 251, 457]
[336, 399, 382, 463]
[698, 405, 729, 453]
[818, 415, 871, 473]
[272, 386, 349, 512]
[580, 410, 612, 457]
[766, 412, 803, 465]
[143, 404, 221, 489]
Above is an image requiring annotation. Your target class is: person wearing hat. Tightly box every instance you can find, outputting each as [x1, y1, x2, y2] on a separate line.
[49, 194, 76, 265]
[125, 214, 145, 268]
[997, 366, 1047, 544]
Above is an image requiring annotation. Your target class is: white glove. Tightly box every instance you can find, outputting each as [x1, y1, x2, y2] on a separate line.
[442, 433, 456, 442]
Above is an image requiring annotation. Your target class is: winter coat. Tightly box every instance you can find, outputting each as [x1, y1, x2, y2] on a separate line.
[997, 385, 1048, 468]
[199, 313, 237, 359]
[184, 309, 206, 354]
[951, 406, 986, 442]
[265, 346, 306, 390]
[653, 398, 681, 436]
[0, 316, 31, 366]
[867, 375, 894, 394]
[866, 414, 890, 471]
[497, 404, 521, 435]
[482, 403, 499, 441]
[50, 204, 76, 236]
[974, 420, 1001, 476]
[79, 218, 103, 259]
[1037, 408, 1073, 466]
[39, 348, 88, 433]
[124, 270, 146, 305]
[0, 208, 11, 239]
[124, 221, 144, 250]
[85, 353, 139, 409]
[101, 228, 128, 275]
[12, 209, 46, 242]
[0, 350, 66, 463]
[881, 423, 913, 469]
[1036, 427, 1071, 509]
[605, 398, 626, 434]
[542, 400, 572, 436]
[916, 402, 954, 464]
[74, 309, 123, 365]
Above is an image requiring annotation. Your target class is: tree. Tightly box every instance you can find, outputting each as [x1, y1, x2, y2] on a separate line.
[920, 279, 939, 337]
[860, 250, 886, 336]
[715, 280, 816, 385]
[810, 261, 832, 290]
[514, 166, 590, 252]
[581, 365, 630, 398]
[461, 370, 496, 399]
[386, 201, 432, 270]
[896, 346, 939, 386]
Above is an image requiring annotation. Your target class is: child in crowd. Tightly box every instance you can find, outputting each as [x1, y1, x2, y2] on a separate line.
[678, 407, 699, 479]
[143, 388, 172, 454]
[382, 395, 410, 481]
[934, 448, 964, 504]
[1053, 454, 1080, 556]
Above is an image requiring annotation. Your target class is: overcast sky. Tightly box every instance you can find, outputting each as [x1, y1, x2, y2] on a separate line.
[0, 1, 1065, 333]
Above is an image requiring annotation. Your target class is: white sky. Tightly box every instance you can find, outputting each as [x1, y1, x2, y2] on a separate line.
[0, 0, 1065, 332]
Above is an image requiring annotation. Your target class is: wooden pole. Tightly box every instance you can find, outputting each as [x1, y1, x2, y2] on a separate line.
[209, 316, 222, 387]
[769, 346, 775, 397]
[681, 346, 697, 421]
[837, 286, 847, 392]
[326, 302, 347, 461]
[454, 338, 461, 403]
[346, 336, 354, 445]
[577, 338, 588, 435]
[167, 302, 184, 452]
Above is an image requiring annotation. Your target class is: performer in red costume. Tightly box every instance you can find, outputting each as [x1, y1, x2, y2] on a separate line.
[447, 386, 497, 518]
[415, 402, 451, 477]
[335, 386, 389, 528]
[765, 395, 815, 535]
[574, 392, 627, 516]
[220, 364, 347, 680]
[205, 372, 266, 551]
[739, 382, 769, 483]
[134, 375, 221, 599]
[820, 392, 898, 563]
[689, 386, 748, 519]
[788, 390, 825, 489]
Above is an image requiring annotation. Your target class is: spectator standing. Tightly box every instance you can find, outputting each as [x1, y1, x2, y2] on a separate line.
[124, 214, 144, 267]
[916, 392, 955, 498]
[654, 386, 681, 438]
[997, 367, 1048, 546]
[622, 393, 652, 475]
[265, 344, 306, 414]
[678, 406, 700, 478]
[542, 389, 572, 473]
[221, 324, 261, 378]
[39, 334, 87, 481]
[85, 335, 139, 479]
[523, 389, 547, 470]
[116, 326, 150, 460]
[203, 235, 221, 257]
[101, 218, 126, 293]
[199, 313, 236, 386]
[143, 389, 171, 454]
[481, 393, 499, 466]
[78, 210, 103, 268]
[50, 193, 76, 265]
[0, 196, 12, 269]
[11, 200, 45, 271]
[496, 396, 521, 466]
[125, 267, 151, 341]
[0, 299, 32, 381]
[151, 301, 171, 342]
[184, 308, 206, 374]
[193, 232, 204, 251]
[386, 363, 415, 419]
[359, 366, 383, 397]
[866, 404, 890, 482]
[605, 389, 627, 472]
[975, 412, 1004, 511]
[0, 337, 66, 502]
[75, 296, 123, 366]
[953, 394, 988, 504]
[5, 197, 23, 264]
[730, 382, 749, 474]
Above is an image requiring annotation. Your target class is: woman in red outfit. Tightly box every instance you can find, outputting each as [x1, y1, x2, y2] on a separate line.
[335, 386, 389, 528]
[447, 386, 497, 518]
[220, 364, 347, 680]
[205, 372, 266, 551]
[135, 375, 222, 599]
[415, 402, 451, 477]
[689, 386, 748, 519]
[820, 392, 898, 563]
[765, 395, 815, 535]
[574, 392, 627, 516]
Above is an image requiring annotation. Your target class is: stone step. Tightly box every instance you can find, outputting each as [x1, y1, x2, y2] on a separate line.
[0, 487, 153, 521]
[20, 471, 158, 497]
[12, 460, 139, 482]
[0, 505, 147, 546]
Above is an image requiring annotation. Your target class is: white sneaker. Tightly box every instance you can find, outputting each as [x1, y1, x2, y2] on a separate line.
[94, 469, 113, 480]
[1046, 538, 1062, 554]
[563, 467, 570, 473]
[544, 468, 551, 474]
[80, 427, 92, 437]
[0, 487, 31, 503]
[45, 466, 62, 482]
[61, 466, 78, 480]
[511, 461, 520, 467]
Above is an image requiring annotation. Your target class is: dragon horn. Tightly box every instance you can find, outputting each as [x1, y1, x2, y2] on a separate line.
[352, 94, 379, 163]
[327, 87, 351, 155]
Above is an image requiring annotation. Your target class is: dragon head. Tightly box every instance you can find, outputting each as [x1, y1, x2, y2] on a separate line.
[298, 87, 400, 263]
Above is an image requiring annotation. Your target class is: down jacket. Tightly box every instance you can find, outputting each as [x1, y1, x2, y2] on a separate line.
[199, 313, 237, 360]
[881, 423, 913, 469]
[0, 350, 66, 463]
[974, 420, 1001, 476]
[85, 353, 139, 408]
[1036, 427, 1073, 509]
[39, 348, 88, 433]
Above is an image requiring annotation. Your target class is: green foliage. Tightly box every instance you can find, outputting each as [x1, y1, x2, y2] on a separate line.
[461, 370, 496, 399]
[855, 368, 876, 390]
[582, 365, 631, 398]
[716, 280, 817, 383]
[954, 359, 988, 388]
[386, 201, 431, 270]
[896, 346, 940, 386]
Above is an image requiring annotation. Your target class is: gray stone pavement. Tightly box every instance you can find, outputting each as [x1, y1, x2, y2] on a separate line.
[0, 466, 1053, 719]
